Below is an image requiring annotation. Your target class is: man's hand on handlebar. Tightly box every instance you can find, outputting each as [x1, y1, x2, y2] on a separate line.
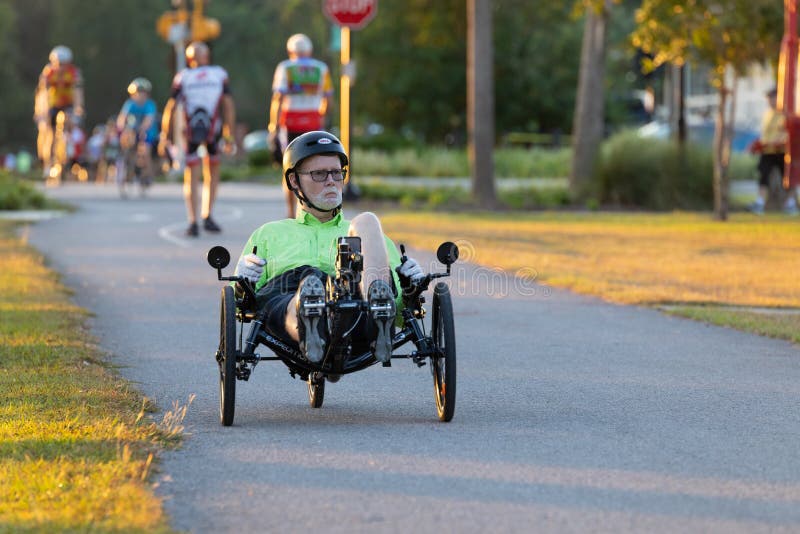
[236, 253, 265, 283]
[397, 257, 425, 286]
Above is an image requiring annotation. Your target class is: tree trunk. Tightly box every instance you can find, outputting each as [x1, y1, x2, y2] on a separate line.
[570, 2, 609, 201]
[712, 76, 736, 221]
[467, 0, 497, 208]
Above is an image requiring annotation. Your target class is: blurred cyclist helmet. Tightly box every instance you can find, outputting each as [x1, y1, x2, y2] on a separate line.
[286, 34, 313, 56]
[127, 77, 152, 95]
[49, 45, 73, 66]
[185, 41, 209, 66]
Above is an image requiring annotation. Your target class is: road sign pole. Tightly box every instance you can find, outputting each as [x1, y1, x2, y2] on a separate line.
[340, 26, 351, 161]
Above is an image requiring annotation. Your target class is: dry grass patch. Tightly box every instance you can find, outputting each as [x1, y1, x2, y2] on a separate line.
[0, 221, 178, 533]
[380, 211, 800, 342]
[381, 211, 800, 307]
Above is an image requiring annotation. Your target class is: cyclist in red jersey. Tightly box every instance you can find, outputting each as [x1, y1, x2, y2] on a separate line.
[36, 46, 84, 178]
[268, 34, 334, 218]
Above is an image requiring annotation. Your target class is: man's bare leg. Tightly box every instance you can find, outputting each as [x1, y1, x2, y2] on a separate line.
[285, 295, 301, 342]
[349, 212, 392, 296]
[349, 212, 395, 362]
[183, 163, 202, 224]
[201, 157, 221, 220]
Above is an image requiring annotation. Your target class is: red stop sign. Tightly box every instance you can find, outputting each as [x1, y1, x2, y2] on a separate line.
[323, 0, 377, 30]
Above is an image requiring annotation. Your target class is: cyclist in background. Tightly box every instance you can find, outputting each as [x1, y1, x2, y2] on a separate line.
[37, 45, 84, 179]
[117, 77, 159, 195]
[268, 34, 333, 218]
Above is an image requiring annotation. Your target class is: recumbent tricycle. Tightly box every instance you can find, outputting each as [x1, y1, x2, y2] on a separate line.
[206, 238, 459, 426]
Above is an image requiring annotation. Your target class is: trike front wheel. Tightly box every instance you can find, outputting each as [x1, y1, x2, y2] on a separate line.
[219, 285, 237, 426]
[431, 282, 456, 422]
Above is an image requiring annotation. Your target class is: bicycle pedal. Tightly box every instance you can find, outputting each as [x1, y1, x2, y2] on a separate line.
[370, 301, 393, 317]
[302, 298, 325, 317]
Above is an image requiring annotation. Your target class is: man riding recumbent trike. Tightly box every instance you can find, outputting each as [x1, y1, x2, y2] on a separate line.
[205, 131, 459, 426]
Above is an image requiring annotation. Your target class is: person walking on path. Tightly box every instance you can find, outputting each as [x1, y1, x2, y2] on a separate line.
[160, 41, 236, 237]
[749, 88, 799, 216]
[268, 33, 334, 219]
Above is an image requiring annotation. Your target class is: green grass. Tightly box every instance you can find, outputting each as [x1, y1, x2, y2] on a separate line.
[0, 221, 178, 532]
[356, 180, 570, 210]
[663, 305, 800, 344]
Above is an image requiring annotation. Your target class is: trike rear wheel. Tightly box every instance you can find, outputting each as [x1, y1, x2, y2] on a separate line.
[431, 282, 456, 422]
[219, 285, 237, 426]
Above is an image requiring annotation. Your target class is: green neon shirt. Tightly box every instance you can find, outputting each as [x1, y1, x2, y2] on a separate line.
[238, 210, 403, 306]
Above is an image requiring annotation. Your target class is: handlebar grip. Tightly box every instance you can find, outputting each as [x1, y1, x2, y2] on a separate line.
[399, 243, 407, 263]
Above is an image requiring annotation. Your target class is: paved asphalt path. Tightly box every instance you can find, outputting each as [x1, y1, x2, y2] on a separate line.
[25, 182, 800, 533]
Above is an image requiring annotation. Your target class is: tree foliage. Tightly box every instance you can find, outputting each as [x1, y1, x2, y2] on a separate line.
[631, 0, 781, 86]
[0, 0, 642, 150]
[631, 0, 782, 219]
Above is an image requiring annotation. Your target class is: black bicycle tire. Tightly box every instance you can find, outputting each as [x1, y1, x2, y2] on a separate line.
[219, 285, 237, 426]
[431, 282, 456, 422]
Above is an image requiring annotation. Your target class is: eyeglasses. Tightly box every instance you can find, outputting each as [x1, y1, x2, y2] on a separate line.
[297, 169, 347, 182]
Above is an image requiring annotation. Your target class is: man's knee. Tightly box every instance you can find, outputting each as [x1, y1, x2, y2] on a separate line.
[349, 211, 382, 236]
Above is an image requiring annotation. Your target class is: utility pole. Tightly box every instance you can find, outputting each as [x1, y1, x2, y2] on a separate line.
[467, 0, 497, 208]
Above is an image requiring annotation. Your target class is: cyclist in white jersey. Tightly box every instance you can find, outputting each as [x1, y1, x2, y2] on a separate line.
[160, 41, 236, 237]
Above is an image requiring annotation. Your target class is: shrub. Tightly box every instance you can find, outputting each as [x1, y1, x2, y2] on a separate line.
[0, 171, 48, 210]
[247, 149, 274, 167]
[357, 179, 568, 210]
[351, 146, 570, 178]
[729, 152, 758, 182]
[495, 147, 571, 178]
[593, 130, 714, 210]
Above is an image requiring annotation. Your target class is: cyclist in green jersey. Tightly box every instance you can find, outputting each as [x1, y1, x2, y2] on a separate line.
[234, 131, 425, 364]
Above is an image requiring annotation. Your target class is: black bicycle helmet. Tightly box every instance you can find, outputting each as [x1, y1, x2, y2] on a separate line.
[283, 131, 349, 213]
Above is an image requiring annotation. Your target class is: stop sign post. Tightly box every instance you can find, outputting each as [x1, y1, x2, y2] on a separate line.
[323, 0, 377, 170]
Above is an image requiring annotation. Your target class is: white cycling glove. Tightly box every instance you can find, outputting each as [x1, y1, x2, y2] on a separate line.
[398, 257, 425, 283]
[236, 253, 266, 283]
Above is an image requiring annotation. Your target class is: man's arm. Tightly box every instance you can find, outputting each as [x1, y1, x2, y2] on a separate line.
[116, 101, 130, 132]
[222, 94, 235, 139]
[268, 92, 282, 134]
[159, 97, 176, 156]
[318, 65, 333, 117]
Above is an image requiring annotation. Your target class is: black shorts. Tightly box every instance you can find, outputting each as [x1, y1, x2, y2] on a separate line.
[187, 135, 220, 160]
[49, 106, 73, 128]
[758, 153, 784, 187]
[256, 266, 379, 352]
